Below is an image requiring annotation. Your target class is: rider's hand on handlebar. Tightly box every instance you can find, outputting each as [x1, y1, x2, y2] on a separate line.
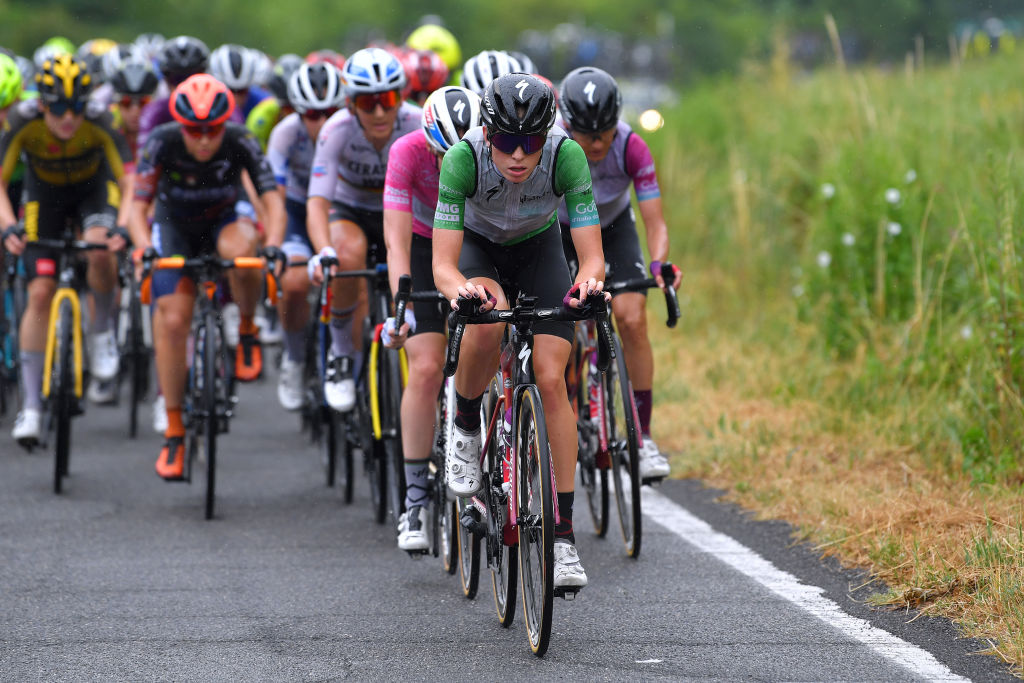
[650, 260, 682, 291]
[106, 225, 132, 253]
[382, 308, 417, 349]
[307, 246, 337, 285]
[260, 245, 286, 277]
[451, 282, 496, 313]
[564, 278, 610, 309]
[2, 224, 25, 256]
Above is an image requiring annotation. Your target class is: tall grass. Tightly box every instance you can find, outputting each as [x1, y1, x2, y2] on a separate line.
[649, 50, 1024, 485]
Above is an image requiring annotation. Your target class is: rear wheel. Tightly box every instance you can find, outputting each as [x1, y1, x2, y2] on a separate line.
[516, 386, 554, 656]
[607, 335, 642, 558]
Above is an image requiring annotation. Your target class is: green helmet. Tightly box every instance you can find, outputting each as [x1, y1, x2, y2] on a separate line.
[0, 53, 22, 108]
[406, 24, 461, 72]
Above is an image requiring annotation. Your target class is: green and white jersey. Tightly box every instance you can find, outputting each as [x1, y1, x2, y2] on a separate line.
[433, 125, 598, 245]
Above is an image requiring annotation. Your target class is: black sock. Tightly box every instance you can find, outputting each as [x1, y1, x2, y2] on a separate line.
[454, 392, 482, 433]
[555, 491, 575, 544]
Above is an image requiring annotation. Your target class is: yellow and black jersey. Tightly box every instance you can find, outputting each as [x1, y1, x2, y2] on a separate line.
[0, 99, 131, 186]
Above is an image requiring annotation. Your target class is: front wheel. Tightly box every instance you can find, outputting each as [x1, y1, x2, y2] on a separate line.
[197, 312, 221, 520]
[606, 335, 642, 558]
[52, 299, 76, 494]
[516, 386, 554, 656]
[456, 497, 481, 599]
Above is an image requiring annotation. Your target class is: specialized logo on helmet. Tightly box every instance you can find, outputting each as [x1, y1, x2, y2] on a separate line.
[452, 99, 466, 124]
[583, 81, 596, 105]
[515, 79, 528, 100]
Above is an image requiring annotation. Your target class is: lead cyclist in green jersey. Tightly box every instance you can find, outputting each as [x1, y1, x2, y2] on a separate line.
[432, 73, 607, 589]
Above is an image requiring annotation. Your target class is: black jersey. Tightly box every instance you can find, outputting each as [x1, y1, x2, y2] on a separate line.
[134, 122, 276, 224]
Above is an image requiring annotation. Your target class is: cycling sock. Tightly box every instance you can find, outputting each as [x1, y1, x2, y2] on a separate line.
[284, 329, 306, 364]
[555, 491, 575, 544]
[239, 315, 258, 336]
[20, 350, 44, 411]
[329, 304, 358, 357]
[90, 289, 116, 333]
[454, 391, 482, 432]
[634, 389, 653, 436]
[165, 407, 185, 439]
[403, 458, 430, 510]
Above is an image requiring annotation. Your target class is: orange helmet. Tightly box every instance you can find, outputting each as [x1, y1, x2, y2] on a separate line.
[401, 49, 449, 101]
[170, 73, 234, 126]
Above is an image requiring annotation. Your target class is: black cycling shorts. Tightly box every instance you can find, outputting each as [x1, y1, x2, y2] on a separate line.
[151, 211, 236, 299]
[561, 205, 647, 295]
[409, 233, 445, 336]
[458, 224, 573, 343]
[328, 201, 386, 264]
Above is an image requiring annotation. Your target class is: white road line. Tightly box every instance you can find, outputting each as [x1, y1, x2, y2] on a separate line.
[642, 487, 970, 683]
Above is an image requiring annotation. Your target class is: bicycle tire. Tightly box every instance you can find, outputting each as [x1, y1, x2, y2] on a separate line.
[127, 288, 147, 438]
[438, 497, 457, 574]
[52, 299, 75, 494]
[607, 335, 642, 558]
[200, 311, 219, 520]
[484, 376, 517, 627]
[435, 377, 457, 573]
[577, 341, 609, 537]
[516, 385, 554, 656]
[382, 347, 406, 528]
[456, 497, 480, 599]
[329, 406, 354, 504]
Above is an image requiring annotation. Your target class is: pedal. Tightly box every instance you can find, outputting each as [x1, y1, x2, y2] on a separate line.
[460, 505, 488, 538]
[554, 587, 581, 600]
[404, 549, 429, 559]
[641, 475, 666, 486]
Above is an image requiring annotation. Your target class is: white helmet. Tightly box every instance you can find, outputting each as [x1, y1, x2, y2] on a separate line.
[102, 43, 143, 82]
[506, 50, 536, 75]
[340, 47, 406, 95]
[421, 86, 481, 155]
[134, 33, 165, 59]
[287, 62, 344, 114]
[209, 44, 258, 90]
[459, 50, 521, 95]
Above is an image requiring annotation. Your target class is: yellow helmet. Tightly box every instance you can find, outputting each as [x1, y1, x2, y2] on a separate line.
[406, 24, 461, 72]
[35, 54, 92, 103]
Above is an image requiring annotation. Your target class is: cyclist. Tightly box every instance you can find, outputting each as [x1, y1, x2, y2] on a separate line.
[107, 54, 159, 169]
[382, 85, 481, 552]
[137, 36, 209, 149]
[0, 55, 133, 446]
[0, 52, 22, 127]
[432, 72, 606, 589]
[557, 66, 680, 480]
[459, 50, 521, 96]
[209, 44, 270, 121]
[267, 62, 344, 410]
[405, 23, 462, 83]
[246, 53, 303, 150]
[399, 49, 448, 107]
[129, 74, 285, 480]
[306, 47, 420, 413]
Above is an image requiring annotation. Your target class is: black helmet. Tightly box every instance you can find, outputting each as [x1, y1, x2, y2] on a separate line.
[158, 35, 209, 85]
[35, 54, 92, 103]
[481, 72, 555, 136]
[558, 66, 621, 134]
[110, 56, 159, 96]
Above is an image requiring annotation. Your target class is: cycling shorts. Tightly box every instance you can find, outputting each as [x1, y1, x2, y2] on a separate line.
[458, 224, 573, 343]
[328, 201, 386, 264]
[151, 213, 236, 299]
[282, 197, 312, 260]
[20, 175, 118, 281]
[409, 233, 444, 337]
[561, 205, 647, 294]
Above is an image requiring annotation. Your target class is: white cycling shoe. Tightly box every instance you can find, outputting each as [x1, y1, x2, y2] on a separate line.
[553, 541, 588, 589]
[12, 408, 42, 447]
[277, 358, 305, 411]
[324, 352, 355, 412]
[638, 438, 670, 479]
[397, 505, 431, 552]
[87, 378, 118, 405]
[152, 394, 168, 434]
[88, 330, 119, 381]
[445, 425, 482, 498]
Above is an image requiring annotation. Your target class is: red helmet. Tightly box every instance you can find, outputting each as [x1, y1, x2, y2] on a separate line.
[170, 73, 235, 126]
[532, 73, 558, 106]
[401, 49, 449, 101]
[305, 49, 346, 71]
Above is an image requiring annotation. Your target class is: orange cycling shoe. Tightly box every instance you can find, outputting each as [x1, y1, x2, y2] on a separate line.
[156, 437, 186, 480]
[235, 332, 263, 382]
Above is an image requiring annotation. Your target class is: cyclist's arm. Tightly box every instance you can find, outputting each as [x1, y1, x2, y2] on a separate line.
[637, 196, 669, 266]
[127, 196, 152, 250]
[116, 173, 133, 228]
[130, 136, 161, 250]
[431, 141, 474, 302]
[556, 139, 604, 285]
[626, 132, 671, 269]
[306, 117, 342, 253]
[382, 133, 416, 297]
[0, 110, 26, 228]
[265, 119, 290, 205]
[383, 209, 413, 299]
[259, 188, 285, 248]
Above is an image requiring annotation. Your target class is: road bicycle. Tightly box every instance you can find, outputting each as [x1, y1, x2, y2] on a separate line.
[117, 252, 150, 437]
[445, 290, 616, 656]
[572, 261, 681, 558]
[142, 252, 277, 519]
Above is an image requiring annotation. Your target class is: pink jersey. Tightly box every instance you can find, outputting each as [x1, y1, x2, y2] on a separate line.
[382, 130, 441, 238]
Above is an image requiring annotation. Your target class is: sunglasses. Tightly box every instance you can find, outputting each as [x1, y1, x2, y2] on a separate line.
[118, 95, 152, 109]
[181, 123, 226, 139]
[46, 99, 86, 117]
[352, 90, 400, 113]
[301, 107, 338, 121]
[488, 132, 546, 155]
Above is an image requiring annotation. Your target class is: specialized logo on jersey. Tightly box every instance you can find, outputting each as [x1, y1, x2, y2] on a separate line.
[583, 81, 596, 105]
[485, 184, 502, 201]
[515, 79, 529, 100]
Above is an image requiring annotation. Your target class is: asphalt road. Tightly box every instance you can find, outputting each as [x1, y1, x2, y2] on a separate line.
[0, 362, 1014, 681]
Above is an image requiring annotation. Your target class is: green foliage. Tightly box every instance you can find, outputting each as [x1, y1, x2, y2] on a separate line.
[647, 51, 1024, 484]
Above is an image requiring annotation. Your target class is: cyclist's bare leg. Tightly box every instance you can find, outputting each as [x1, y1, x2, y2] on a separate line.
[18, 278, 56, 410]
[327, 219, 367, 356]
[401, 332, 446, 460]
[217, 220, 261, 323]
[612, 292, 653, 391]
[533, 334, 575, 493]
[153, 288, 196, 417]
[82, 225, 119, 332]
[279, 256, 310, 340]
[453, 277, 506, 400]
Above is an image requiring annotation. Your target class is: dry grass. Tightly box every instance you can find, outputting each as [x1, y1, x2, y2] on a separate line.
[648, 290, 1024, 674]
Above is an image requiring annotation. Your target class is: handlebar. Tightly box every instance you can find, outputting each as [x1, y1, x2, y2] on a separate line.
[443, 292, 616, 378]
[25, 238, 109, 253]
[605, 261, 681, 329]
